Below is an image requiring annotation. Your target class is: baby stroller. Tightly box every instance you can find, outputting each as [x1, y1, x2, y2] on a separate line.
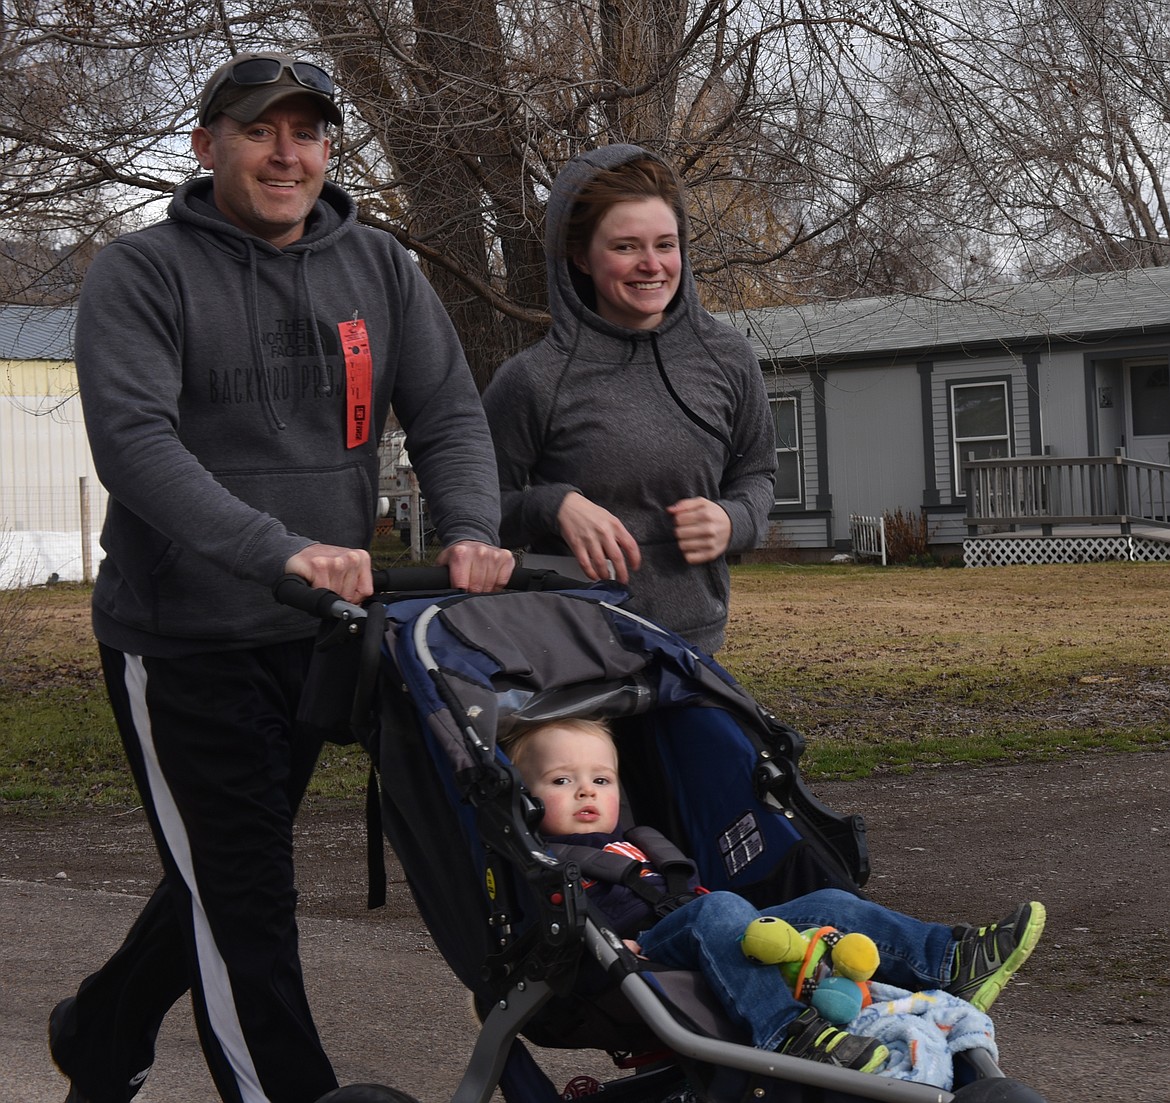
[279, 568, 1048, 1103]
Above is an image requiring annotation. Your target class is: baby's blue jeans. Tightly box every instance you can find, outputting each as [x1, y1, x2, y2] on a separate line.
[635, 887, 956, 1050]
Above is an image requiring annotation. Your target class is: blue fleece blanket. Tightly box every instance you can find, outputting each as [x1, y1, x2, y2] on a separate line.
[853, 983, 998, 1089]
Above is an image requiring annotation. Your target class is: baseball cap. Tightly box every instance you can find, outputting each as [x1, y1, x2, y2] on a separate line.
[198, 53, 342, 127]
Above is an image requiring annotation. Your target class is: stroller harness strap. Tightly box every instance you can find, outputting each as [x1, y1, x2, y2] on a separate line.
[549, 826, 701, 918]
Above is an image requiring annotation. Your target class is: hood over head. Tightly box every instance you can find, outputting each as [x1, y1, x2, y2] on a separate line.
[544, 144, 698, 335]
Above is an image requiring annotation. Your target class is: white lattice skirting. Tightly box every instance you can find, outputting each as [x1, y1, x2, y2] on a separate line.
[964, 535, 1170, 567]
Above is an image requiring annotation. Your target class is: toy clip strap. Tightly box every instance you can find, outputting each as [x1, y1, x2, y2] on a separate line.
[793, 925, 838, 1000]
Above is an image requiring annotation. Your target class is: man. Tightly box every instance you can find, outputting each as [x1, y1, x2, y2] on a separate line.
[48, 52, 513, 1103]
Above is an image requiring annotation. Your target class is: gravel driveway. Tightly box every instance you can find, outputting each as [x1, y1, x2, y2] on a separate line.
[3, 750, 1166, 1102]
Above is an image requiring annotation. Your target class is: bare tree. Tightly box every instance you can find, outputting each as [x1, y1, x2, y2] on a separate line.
[3, 0, 1170, 381]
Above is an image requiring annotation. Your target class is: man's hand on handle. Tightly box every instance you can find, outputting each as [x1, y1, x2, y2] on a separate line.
[437, 541, 515, 592]
[287, 541, 513, 600]
[284, 544, 373, 604]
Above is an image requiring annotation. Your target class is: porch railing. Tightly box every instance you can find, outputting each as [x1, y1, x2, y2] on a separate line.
[962, 451, 1170, 537]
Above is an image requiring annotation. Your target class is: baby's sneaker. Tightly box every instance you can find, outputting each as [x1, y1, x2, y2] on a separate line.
[779, 1008, 888, 1073]
[948, 901, 1046, 1012]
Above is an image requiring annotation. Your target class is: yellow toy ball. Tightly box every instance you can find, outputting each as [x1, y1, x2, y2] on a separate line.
[831, 931, 880, 982]
[739, 916, 807, 965]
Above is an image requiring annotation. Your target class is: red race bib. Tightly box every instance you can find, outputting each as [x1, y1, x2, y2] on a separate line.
[339, 318, 373, 448]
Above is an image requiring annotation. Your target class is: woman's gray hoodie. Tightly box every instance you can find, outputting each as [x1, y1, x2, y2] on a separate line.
[483, 145, 776, 652]
[77, 177, 500, 656]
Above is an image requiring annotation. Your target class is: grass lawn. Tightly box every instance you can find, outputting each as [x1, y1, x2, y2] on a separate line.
[720, 561, 1169, 776]
[1, 562, 1167, 807]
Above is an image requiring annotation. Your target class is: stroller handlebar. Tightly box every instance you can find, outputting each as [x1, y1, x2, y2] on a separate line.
[273, 574, 369, 622]
[273, 564, 594, 622]
[372, 566, 453, 592]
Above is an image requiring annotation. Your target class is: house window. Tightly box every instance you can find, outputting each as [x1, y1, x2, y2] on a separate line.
[771, 395, 802, 503]
[951, 381, 1010, 495]
[1130, 362, 1170, 436]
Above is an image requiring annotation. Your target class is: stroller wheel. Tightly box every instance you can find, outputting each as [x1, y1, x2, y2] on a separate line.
[315, 1086, 422, 1103]
[951, 1078, 1049, 1103]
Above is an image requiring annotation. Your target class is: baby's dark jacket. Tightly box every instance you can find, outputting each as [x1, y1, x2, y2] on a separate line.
[544, 828, 703, 939]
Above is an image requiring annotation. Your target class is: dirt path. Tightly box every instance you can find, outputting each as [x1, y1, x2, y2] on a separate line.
[814, 751, 1169, 1102]
[4, 749, 1167, 1102]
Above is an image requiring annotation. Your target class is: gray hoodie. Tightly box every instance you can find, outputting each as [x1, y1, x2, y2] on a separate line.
[77, 178, 500, 656]
[483, 145, 775, 652]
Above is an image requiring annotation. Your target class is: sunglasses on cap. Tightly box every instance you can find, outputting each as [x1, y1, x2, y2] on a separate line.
[199, 56, 338, 125]
[220, 56, 334, 96]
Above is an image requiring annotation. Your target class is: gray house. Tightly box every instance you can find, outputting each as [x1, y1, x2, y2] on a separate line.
[9, 269, 1170, 572]
[722, 266, 1170, 564]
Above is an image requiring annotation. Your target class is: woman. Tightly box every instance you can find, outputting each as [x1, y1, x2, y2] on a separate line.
[483, 145, 776, 652]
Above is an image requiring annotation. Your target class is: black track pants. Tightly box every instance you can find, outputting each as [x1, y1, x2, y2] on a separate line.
[64, 640, 339, 1103]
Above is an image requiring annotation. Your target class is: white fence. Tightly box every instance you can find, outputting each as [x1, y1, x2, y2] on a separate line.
[0, 476, 105, 588]
[1, 386, 418, 587]
[848, 513, 887, 565]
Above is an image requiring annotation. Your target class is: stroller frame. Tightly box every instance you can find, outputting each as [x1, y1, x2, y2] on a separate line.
[459, 920, 999, 1103]
[279, 568, 1045, 1103]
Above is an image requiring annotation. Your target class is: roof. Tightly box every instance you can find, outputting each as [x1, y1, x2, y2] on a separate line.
[0, 305, 77, 361]
[718, 266, 1170, 367]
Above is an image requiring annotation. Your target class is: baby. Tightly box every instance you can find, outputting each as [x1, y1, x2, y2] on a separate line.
[505, 717, 1045, 1073]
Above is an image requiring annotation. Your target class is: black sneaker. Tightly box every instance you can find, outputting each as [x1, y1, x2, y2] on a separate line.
[48, 996, 152, 1103]
[779, 1008, 888, 1073]
[948, 901, 1046, 1012]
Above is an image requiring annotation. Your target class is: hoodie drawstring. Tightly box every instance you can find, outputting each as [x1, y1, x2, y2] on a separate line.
[244, 240, 287, 431]
[298, 255, 332, 406]
[242, 244, 334, 434]
[649, 332, 740, 458]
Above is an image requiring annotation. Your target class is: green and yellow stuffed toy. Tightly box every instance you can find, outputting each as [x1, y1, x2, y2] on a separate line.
[740, 915, 880, 1024]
